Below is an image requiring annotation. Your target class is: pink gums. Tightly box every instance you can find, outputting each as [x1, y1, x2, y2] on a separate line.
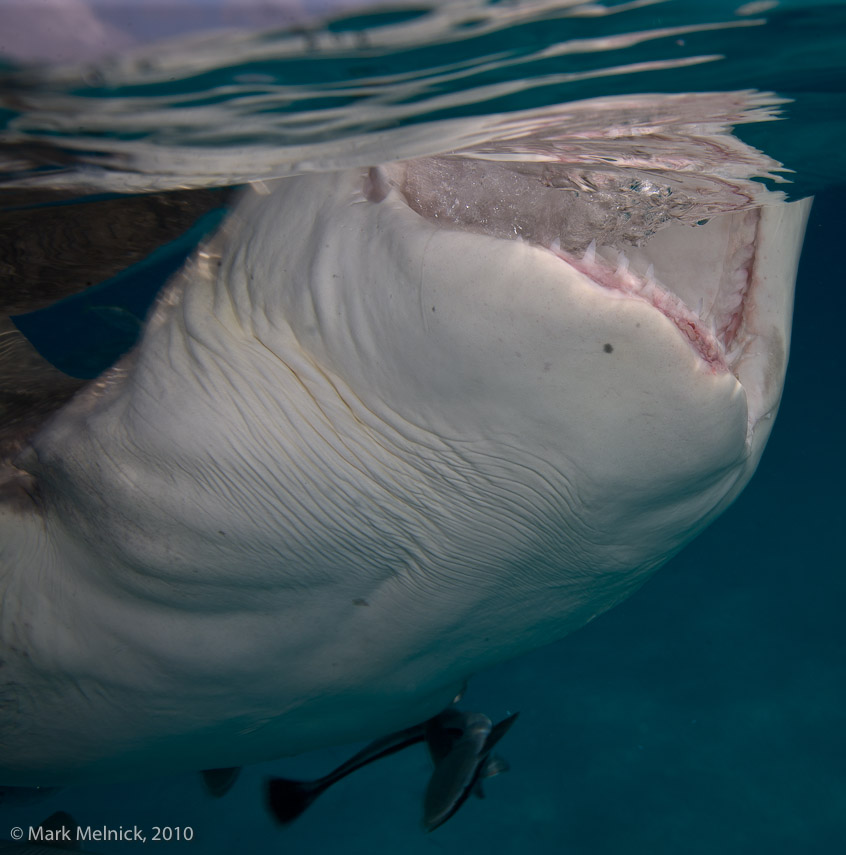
[550, 246, 732, 372]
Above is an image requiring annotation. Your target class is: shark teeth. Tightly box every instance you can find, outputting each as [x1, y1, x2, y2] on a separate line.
[709, 316, 719, 338]
[547, 240, 729, 372]
[640, 263, 657, 298]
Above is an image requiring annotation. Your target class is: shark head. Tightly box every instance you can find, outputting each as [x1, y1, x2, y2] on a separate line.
[371, 155, 810, 462]
[0, 140, 810, 785]
[228, 160, 809, 601]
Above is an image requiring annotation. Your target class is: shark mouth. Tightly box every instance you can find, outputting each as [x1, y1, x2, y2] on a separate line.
[544, 219, 758, 372]
[372, 157, 762, 375]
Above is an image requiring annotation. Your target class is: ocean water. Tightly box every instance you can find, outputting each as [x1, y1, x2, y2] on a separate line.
[0, 1, 844, 853]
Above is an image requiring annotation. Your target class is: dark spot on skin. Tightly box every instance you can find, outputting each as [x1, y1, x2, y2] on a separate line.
[431, 306, 436, 312]
[603, 343, 614, 353]
[353, 598, 370, 606]
[218, 530, 226, 536]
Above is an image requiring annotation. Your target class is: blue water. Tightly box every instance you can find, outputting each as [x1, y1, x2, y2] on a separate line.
[1, 1, 844, 852]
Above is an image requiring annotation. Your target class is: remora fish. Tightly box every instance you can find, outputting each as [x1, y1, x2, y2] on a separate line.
[266, 709, 517, 830]
[422, 711, 518, 832]
[0, 145, 811, 785]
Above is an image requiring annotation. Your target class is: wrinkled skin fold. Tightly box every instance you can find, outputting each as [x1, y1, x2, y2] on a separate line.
[0, 161, 811, 785]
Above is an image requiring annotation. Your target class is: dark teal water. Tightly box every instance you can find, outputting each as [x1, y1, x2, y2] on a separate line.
[0, 1, 844, 852]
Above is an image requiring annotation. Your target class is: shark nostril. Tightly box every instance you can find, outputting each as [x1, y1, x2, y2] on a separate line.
[363, 167, 390, 203]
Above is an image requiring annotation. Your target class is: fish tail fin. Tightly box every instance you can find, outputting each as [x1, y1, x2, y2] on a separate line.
[37, 811, 82, 851]
[266, 776, 327, 825]
[200, 767, 242, 798]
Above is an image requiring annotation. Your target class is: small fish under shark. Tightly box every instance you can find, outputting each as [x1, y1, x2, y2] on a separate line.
[1, 707, 516, 840]
[264, 707, 518, 832]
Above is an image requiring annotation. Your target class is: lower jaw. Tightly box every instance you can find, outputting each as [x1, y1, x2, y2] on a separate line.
[547, 242, 735, 373]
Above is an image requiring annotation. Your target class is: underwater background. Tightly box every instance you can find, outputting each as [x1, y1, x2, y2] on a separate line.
[0, 0, 844, 852]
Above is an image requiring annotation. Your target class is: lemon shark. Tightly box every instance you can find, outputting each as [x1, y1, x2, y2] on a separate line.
[0, 157, 810, 786]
